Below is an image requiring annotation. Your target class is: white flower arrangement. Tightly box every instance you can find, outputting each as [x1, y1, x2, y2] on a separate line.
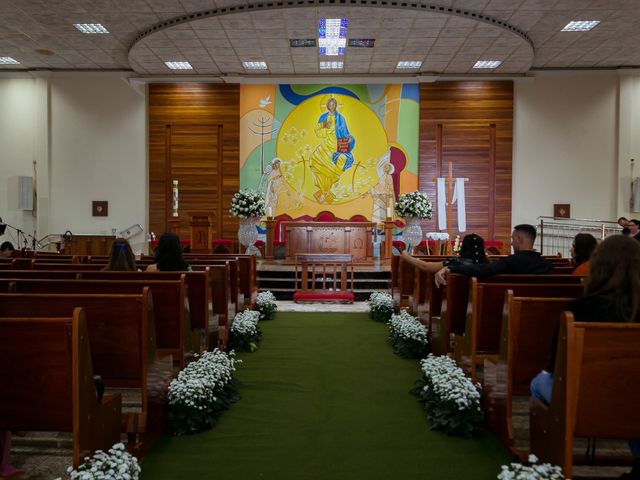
[426, 232, 450, 241]
[498, 454, 565, 480]
[167, 349, 240, 435]
[229, 309, 262, 352]
[256, 290, 278, 321]
[387, 309, 429, 358]
[412, 354, 484, 436]
[67, 443, 140, 480]
[229, 189, 266, 218]
[395, 191, 433, 219]
[368, 291, 395, 322]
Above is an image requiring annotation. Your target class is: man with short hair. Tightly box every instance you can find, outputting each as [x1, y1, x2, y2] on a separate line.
[435, 224, 554, 286]
[628, 219, 640, 241]
[618, 216, 631, 235]
[0, 241, 14, 258]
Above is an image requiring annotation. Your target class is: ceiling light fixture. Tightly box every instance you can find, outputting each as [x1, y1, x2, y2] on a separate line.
[561, 20, 600, 32]
[73, 23, 109, 34]
[290, 39, 316, 47]
[164, 61, 193, 70]
[320, 61, 344, 70]
[243, 61, 268, 70]
[0, 56, 20, 64]
[473, 60, 502, 69]
[318, 18, 348, 56]
[396, 60, 422, 69]
[348, 39, 375, 48]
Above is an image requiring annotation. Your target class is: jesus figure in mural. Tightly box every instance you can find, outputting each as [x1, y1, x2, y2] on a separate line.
[309, 97, 356, 204]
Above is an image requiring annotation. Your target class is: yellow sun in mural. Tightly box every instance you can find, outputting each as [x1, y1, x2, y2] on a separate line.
[276, 93, 388, 205]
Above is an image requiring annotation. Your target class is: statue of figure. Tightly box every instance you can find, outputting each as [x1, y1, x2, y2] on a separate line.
[308, 97, 356, 204]
[370, 155, 396, 226]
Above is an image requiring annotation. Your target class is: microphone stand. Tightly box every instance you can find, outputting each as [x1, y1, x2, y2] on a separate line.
[1, 222, 29, 250]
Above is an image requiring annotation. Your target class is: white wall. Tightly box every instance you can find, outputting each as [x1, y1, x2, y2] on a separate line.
[513, 72, 620, 226]
[0, 77, 37, 248]
[49, 76, 146, 246]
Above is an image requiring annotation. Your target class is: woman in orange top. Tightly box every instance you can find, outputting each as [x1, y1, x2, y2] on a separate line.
[571, 232, 597, 275]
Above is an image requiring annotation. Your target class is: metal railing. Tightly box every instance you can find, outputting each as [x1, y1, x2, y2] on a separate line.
[536, 216, 620, 258]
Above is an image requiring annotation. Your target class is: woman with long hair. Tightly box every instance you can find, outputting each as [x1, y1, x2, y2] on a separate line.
[417, 233, 488, 274]
[103, 238, 137, 271]
[571, 232, 597, 276]
[146, 232, 190, 272]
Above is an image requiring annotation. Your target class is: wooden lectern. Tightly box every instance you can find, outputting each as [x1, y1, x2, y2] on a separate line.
[189, 212, 213, 253]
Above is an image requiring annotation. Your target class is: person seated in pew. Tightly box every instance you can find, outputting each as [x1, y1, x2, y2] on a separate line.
[619, 216, 631, 236]
[629, 219, 640, 241]
[530, 234, 640, 479]
[434, 224, 554, 287]
[419, 233, 488, 273]
[146, 232, 191, 272]
[0, 241, 15, 258]
[103, 238, 137, 271]
[571, 233, 597, 276]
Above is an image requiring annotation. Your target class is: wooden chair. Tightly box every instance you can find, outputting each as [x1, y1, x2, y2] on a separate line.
[0, 308, 122, 468]
[530, 313, 640, 478]
[293, 254, 354, 303]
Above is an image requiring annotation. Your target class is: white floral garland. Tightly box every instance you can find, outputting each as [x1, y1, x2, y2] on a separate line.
[419, 354, 481, 411]
[67, 443, 141, 480]
[388, 309, 428, 344]
[229, 189, 266, 218]
[231, 310, 261, 337]
[498, 454, 565, 480]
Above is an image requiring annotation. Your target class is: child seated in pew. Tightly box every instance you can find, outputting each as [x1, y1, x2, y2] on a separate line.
[146, 233, 191, 272]
[571, 232, 597, 276]
[530, 234, 640, 479]
[103, 238, 137, 271]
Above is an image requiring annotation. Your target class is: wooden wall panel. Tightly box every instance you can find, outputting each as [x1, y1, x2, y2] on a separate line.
[418, 81, 513, 249]
[148, 84, 240, 242]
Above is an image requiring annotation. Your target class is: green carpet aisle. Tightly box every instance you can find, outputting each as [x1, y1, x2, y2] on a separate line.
[140, 312, 510, 479]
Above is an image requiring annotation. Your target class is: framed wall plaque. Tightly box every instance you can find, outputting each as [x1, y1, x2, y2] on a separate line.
[92, 201, 108, 217]
[553, 203, 570, 219]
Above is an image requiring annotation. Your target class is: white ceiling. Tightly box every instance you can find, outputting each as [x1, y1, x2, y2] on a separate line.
[1, 0, 639, 77]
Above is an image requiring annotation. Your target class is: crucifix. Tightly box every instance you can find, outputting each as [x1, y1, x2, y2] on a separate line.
[432, 161, 469, 242]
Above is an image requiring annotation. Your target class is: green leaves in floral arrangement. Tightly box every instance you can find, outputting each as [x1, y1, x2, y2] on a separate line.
[368, 291, 395, 322]
[67, 443, 141, 480]
[167, 349, 241, 436]
[256, 290, 278, 321]
[498, 454, 565, 480]
[387, 310, 429, 359]
[229, 189, 266, 218]
[229, 310, 262, 352]
[395, 191, 433, 219]
[411, 354, 484, 437]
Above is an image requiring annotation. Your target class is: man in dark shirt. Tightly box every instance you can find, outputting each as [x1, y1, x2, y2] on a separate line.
[629, 219, 640, 241]
[434, 224, 554, 286]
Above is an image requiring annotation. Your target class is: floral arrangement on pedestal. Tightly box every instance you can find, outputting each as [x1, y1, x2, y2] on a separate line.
[367, 292, 395, 322]
[229, 189, 266, 218]
[387, 310, 429, 358]
[229, 310, 262, 352]
[411, 354, 484, 437]
[256, 291, 278, 321]
[67, 443, 140, 479]
[498, 455, 565, 480]
[167, 349, 240, 435]
[394, 191, 433, 219]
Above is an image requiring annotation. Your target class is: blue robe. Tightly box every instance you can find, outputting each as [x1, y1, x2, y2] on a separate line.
[317, 111, 356, 171]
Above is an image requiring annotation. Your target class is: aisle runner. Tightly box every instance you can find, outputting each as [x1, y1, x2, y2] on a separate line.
[141, 313, 509, 480]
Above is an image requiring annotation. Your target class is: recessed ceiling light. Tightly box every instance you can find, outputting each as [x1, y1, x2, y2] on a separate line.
[473, 60, 502, 69]
[320, 61, 344, 70]
[319, 18, 348, 56]
[243, 61, 268, 70]
[396, 60, 422, 69]
[348, 39, 375, 48]
[164, 61, 193, 70]
[561, 20, 600, 32]
[73, 23, 109, 34]
[290, 39, 316, 47]
[0, 56, 20, 65]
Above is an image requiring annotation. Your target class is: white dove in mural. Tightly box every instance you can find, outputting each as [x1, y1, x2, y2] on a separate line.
[259, 95, 272, 108]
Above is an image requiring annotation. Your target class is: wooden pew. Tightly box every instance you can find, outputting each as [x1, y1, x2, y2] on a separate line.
[0, 270, 80, 279]
[456, 280, 584, 381]
[2, 276, 192, 367]
[0, 289, 172, 455]
[530, 313, 640, 478]
[0, 308, 122, 468]
[483, 292, 578, 454]
[31, 261, 104, 271]
[185, 253, 257, 305]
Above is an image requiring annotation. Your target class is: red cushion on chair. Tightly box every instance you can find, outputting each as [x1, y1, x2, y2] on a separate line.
[293, 292, 355, 302]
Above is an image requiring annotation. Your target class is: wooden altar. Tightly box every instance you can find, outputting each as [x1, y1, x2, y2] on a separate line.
[281, 221, 375, 264]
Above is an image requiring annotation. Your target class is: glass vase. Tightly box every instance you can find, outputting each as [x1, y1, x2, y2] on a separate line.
[403, 216, 423, 253]
[238, 216, 260, 255]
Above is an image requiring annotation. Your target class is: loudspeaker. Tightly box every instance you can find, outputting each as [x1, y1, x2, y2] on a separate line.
[18, 176, 33, 211]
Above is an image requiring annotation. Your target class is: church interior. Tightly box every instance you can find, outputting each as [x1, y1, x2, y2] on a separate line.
[2, 0, 640, 479]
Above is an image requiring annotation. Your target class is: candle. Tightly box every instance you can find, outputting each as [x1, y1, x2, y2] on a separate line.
[386, 207, 392, 218]
[267, 207, 273, 217]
